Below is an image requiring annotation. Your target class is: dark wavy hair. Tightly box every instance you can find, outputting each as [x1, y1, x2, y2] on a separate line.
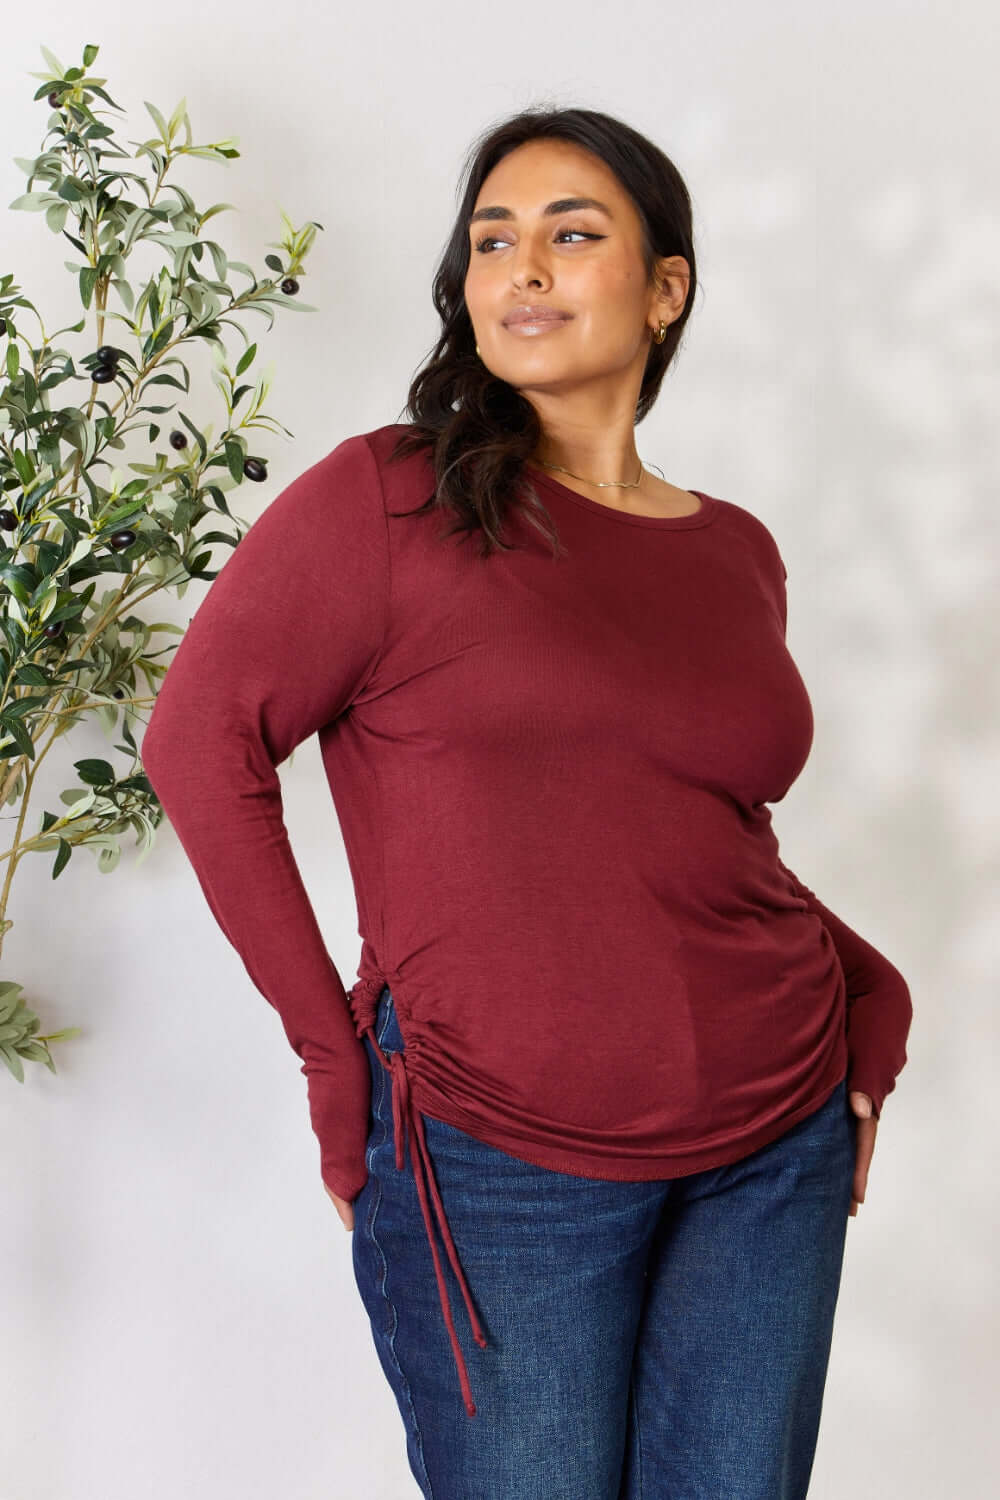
[385, 103, 699, 559]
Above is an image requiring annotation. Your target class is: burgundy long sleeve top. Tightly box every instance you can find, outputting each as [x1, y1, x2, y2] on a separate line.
[140, 422, 913, 1419]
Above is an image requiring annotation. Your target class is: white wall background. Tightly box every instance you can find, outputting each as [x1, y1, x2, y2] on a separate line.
[2, 3, 997, 1497]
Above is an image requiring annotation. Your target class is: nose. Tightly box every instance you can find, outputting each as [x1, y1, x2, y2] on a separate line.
[508, 243, 549, 289]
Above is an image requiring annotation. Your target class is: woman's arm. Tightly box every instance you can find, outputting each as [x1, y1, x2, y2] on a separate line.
[771, 540, 913, 1118]
[141, 433, 390, 1201]
[777, 857, 912, 1118]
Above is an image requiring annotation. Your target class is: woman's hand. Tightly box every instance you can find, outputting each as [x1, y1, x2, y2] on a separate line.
[324, 1182, 355, 1232]
[848, 1090, 877, 1217]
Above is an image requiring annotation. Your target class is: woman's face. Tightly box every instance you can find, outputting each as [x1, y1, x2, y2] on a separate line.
[464, 139, 685, 401]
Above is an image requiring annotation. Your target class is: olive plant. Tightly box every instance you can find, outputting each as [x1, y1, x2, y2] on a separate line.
[0, 41, 323, 1080]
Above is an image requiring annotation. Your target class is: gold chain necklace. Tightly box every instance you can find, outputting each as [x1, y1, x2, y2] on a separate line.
[536, 455, 666, 489]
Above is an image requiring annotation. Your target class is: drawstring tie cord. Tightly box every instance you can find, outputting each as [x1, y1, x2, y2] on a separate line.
[349, 978, 487, 1419]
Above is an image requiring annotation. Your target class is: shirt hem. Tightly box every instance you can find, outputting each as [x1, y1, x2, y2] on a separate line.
[408, 1060, 849, 1183]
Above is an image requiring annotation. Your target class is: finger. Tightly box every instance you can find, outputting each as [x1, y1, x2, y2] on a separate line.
[851, 1128, 875, 1206]
[323, 1184, 355, 1231]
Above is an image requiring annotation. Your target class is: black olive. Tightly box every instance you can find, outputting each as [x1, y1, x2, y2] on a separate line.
[43, 621, 63, 638]
[280, 277, 299, 296]
[169, 431, 187, 450]
[91, 363, 117, 384]
[243, 458, 267, 482]
[109, 529, 137, 550]
[0, 509, 18, 530]
[95, 345, 119, 364]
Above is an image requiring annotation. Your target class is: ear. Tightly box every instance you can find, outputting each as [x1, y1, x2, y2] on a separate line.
[652, 254, 691, 324]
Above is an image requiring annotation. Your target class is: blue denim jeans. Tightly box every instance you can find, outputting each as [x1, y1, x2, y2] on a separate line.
[351, 985, 856, 1499]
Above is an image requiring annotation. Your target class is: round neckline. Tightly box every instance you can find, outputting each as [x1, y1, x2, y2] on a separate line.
[525, 464, 718, 529]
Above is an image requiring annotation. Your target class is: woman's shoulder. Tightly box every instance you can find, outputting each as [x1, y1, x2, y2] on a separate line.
[703, 490, 787, 579]
[336, 422, 434, 496]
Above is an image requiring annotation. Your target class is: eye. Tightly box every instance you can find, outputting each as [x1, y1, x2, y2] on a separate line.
[472, 229, 604, 254]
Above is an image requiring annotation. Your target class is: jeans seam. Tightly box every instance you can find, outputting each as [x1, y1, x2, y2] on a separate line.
[367, 992, 436, 1499]
[630, 1366, 644, 1500]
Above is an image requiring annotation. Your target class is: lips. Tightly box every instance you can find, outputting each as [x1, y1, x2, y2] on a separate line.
[503, 308, 572, 326]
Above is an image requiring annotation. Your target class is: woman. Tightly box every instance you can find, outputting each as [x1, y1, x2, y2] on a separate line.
[142, 105, 913, 1499]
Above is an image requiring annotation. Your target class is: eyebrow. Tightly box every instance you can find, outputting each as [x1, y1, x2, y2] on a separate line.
[468, 195, 613, 227]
